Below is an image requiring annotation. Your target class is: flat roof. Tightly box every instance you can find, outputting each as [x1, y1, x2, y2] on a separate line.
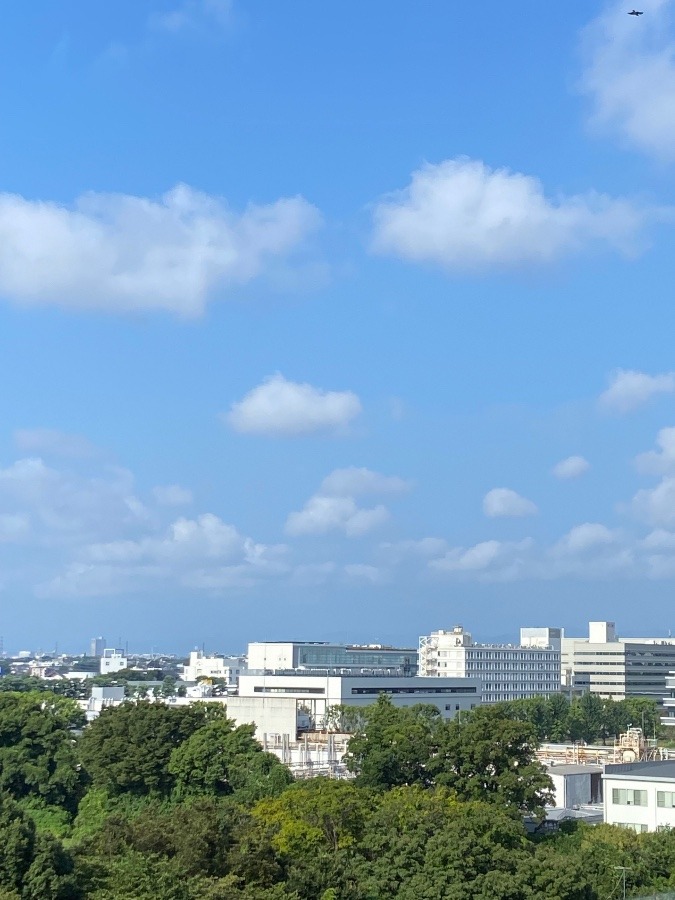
[604, 761, 675, 781]
[546, 764, 603, 776]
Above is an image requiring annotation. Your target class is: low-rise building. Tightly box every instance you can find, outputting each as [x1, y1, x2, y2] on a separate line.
[229, 671, 480, 740]
[603, 761, 675, 833]
[418, 625, 561, 703]
[181, 651, 245, 687]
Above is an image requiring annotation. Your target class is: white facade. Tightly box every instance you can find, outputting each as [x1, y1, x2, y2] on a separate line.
[604, 761, 675, 832]
[663, 673, 675, 727]
[235, 671, 480, 735]
[181, 651, 244, 686]
[419, 625, 561, 704]
[99, 649, 127, 675]
[562, 622, 675, 702]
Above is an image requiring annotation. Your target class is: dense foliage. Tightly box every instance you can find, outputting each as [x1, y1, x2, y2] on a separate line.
[0, 687, 673, 898]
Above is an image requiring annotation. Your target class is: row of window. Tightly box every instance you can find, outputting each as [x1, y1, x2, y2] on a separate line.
[351, 686, 478, 695]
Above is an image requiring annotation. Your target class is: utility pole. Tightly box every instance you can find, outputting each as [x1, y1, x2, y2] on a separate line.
[613, 865, 631, 900]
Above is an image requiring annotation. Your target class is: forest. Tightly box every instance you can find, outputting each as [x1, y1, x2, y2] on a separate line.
[0, 687, 674, 899]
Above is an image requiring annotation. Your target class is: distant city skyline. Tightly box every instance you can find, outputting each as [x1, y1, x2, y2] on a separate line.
[2, 2, 675, 647]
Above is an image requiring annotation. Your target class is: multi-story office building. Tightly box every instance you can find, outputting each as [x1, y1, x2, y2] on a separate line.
[663, 674, 675, 727]
[246, 641, 417, 676]
[418, 625, 561, 703]
[562, 622, 675, 703]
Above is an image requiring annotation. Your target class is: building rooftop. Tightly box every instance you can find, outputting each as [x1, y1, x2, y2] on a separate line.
[546, 764, 603, 776]
[604, 761, 675, 780]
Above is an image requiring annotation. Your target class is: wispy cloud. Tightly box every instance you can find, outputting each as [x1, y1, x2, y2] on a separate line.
[599, 368, 675, 413]
[483, 487, 538, 518]
[580, 0, 675, 160]
[150, 0, 233, 35]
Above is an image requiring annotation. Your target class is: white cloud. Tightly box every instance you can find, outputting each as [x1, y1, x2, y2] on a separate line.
[430, 539, 533, 581]
[632, 476, 675, 527]
[552, 455, 590, 480]
[552, 523, 617, 555]
[41, 513, 288, 598]
[0, 457, 149, 544]
[599, 369, 675, 413]
[285, 495, 389, 538]
[371, 157, 656, 270]
[636, 427, 675, 474]
[580, 0, 675, 161]
[0, 185, 320, 316]
[226, 374, 362, 436]
[483, 487, 538, 518]
[152, 484, 194, 506]
[13, 428, 98, 459]
[319, 467, 410, 496]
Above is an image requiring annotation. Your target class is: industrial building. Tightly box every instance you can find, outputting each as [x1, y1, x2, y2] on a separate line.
[562, 622, 675, 703]
[418, 625, 561, 703]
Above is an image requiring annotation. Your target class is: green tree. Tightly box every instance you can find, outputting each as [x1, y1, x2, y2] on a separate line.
[345, 695, 442, 789]
[169, 719, 292, 803]
[0, 692, 85, 811]
[430, 705, 553, 814]
[79, 701, 228, 797]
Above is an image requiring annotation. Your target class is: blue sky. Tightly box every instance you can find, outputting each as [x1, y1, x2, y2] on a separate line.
[2, 0, 675, 653]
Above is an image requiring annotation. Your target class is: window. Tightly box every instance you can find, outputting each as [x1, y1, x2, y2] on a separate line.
[616, 822, 648, 833]
[612, 788, 648, 807]
[657, 791, 675, 808]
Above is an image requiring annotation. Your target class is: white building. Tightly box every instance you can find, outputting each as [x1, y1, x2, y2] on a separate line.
[604, 761, 675, 832]
[562, 622, 675, 702]
[82, 685, 125, 722]
[181, 651, 245, 687]
[663, 674, 675, 727]
[418, 625, 561, 704]
[228, 671, 480, 741]
[246, 641, 417, 675]
[99, 649, 127, 675]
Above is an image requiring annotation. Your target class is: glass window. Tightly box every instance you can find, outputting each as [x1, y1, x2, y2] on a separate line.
[612, 788, 648, 807]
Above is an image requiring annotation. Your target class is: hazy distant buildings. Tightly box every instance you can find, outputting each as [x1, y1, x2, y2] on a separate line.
[418, 625, 561, 704]
[562, 622, 675, 703]
[89, 637, 105, 658]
